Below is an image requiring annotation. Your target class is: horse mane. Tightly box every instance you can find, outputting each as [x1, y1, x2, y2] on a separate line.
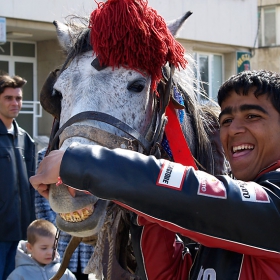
[173, 57, 226, 175]
[58, 16, 227, 176]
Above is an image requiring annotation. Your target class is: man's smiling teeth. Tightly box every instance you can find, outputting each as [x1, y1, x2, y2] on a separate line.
[233, 144, 254, 153]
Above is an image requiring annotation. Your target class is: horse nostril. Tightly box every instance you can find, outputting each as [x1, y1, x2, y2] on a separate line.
[67, 186, 76, 197]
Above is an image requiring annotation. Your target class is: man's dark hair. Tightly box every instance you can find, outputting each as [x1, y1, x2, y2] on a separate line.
[0, 75, 27, 94]
[218, 70, 280, 114]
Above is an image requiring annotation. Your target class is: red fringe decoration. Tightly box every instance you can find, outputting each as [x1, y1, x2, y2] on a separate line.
[89, 0, 187, 92]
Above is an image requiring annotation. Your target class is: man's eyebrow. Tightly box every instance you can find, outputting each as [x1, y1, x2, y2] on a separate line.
[240, 104, 268, 114]
[4, 95, 22, 98]
[219, 106, 232, 121]
[219, 104, 268, 121]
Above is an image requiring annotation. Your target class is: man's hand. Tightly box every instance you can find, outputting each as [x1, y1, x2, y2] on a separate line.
[30, 150, 65, 199]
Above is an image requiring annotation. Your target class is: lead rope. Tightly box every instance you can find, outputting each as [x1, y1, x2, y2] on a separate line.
[84, 205, 121, 279]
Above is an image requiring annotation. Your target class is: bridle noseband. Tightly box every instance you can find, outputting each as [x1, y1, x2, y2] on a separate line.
[50, 111, 154, 153]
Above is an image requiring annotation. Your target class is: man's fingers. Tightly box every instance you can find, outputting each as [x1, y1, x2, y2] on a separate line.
[34, 183, 50, 199]
[37, 183, 49, 191]
[30, 150, 65, 199]
[29, 176, 38, 190]
[30, 174, 46, 188]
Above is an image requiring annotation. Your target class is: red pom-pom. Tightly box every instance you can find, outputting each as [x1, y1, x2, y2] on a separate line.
[89, 0, 187, 91]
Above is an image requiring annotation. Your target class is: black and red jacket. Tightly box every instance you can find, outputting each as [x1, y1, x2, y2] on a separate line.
[60, 144, 280, 280]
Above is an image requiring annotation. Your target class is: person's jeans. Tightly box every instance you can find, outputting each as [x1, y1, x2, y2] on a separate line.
[0, 241, 18, 280]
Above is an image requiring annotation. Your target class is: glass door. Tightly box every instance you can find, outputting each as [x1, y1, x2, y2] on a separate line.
[0, 41, 39, 137]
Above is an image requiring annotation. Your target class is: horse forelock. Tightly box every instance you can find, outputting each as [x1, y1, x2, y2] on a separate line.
[89, 0, 187, 92]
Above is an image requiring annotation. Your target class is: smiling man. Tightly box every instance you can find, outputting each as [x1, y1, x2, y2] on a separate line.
[218, 72, 280, 182]
[30, 70, 280, 279]
[0, 74, 35, 280]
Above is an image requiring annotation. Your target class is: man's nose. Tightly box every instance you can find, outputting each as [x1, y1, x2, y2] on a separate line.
[228, 119, 246, 135]
[12, 98, 20, 105]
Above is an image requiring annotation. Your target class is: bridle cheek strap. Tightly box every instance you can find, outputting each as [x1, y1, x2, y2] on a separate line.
[165, 101, 198, 169]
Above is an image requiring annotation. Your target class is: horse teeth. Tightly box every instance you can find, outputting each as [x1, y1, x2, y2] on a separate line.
[72, 212, 82, 222]
[59, 205, 94, 223]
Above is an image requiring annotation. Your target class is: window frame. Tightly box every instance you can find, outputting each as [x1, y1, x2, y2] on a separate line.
[193, 52, 224, 102]
[0, 40, 40, 137]
[258, 5, 280, 47]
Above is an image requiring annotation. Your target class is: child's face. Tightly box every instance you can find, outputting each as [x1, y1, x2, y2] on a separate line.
[27, 236, 56, 265]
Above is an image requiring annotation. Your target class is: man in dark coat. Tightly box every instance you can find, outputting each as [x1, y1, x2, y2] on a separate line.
[0, 75, 35, 279]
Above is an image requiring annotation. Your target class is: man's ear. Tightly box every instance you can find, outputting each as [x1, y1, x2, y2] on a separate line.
[26, 242, 32, 253]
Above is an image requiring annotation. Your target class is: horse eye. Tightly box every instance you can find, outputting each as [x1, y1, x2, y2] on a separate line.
[53, 89, 62, 97]
[127, 80, 146, 93]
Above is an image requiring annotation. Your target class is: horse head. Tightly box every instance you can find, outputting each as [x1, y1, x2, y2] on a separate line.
[40, 3, 194, 239]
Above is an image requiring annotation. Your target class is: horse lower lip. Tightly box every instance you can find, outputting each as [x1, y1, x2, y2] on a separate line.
[59, 204, 94, 222]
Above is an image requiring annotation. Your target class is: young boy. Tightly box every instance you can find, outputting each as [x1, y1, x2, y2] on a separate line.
[7, 219, 76, 280]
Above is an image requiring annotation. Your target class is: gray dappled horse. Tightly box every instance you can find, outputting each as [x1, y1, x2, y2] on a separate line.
[40, 3, 227, 279]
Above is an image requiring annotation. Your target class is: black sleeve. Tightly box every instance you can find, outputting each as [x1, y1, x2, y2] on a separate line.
[60, 144, 280, 257]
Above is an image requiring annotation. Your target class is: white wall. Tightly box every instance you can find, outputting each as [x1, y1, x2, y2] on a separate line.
[0, 0, 257, 48]
[149, 0, 258, 48]
[0, 0, 98, 22]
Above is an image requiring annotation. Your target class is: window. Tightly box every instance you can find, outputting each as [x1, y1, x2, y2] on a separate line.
[193, 53, 223, 102]
[258, 6, 280, 47]
[0, 41, 39, 137]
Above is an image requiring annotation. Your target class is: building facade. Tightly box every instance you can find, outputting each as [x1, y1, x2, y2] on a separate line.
[0, 0, 258, 147]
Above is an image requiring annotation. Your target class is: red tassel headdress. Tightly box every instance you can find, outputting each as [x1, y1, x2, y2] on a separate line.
[89, 0, 187, 91]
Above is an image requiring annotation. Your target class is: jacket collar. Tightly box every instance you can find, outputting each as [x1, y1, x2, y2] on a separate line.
[0, 119, 19, 136]
[256, 160, 280, 179]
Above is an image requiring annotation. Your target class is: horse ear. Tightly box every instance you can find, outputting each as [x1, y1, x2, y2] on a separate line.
[167, 11, 192, 37]
[53, 20, 74, 52]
